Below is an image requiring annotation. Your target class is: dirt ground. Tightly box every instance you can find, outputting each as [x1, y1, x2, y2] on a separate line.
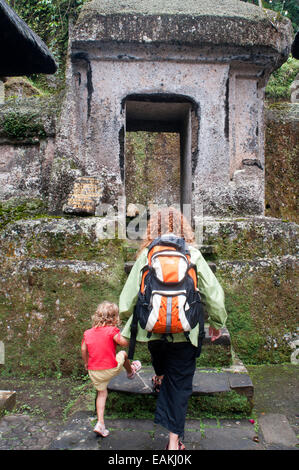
[0, 376, 90, 421]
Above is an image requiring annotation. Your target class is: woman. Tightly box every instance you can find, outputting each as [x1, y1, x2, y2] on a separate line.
[119, 207, 227, 450]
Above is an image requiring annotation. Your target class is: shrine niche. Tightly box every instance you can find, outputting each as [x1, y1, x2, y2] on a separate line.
[57, 0, 293, 217]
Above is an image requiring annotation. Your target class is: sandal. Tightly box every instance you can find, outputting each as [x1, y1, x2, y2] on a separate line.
[165, 440, 186, 450]
[93, 422, 110, 437]
[152, 375, 163, 393]
[127, 360, 142, 379]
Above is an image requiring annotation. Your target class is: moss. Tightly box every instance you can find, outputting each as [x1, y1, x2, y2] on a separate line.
[204, 221, 297, 260]
[265, 57, 299, 102]
[223, 268, 298, 365]
[0, 198, 48, 230]
[197, 345, 232, 368]
[79, 0, 271, 21]
[1, 111, 47, 140]
[187, 391, 251, 417]
[0, 251, 126, 378]
[125, 131, 180, 206]
[103, 389, 251, 419]
[265, 109, 299, 224]
[23, 232, 126, 262]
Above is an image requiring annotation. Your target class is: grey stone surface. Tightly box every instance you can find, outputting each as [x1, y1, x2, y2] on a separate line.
[0, 411, 298, 450]
[75, 0, 292, 53]
[200, 425, 263, 450]
[107, 366, 253, 398]
[1, 365, 297, 451]
[192, 370, 231, 395]
[48, 411, 98, 450]
[0, 414, 61, 450]
[58, 0, 293, 217]
[227, 372, 254, 399]
[259, 413, 298, 447]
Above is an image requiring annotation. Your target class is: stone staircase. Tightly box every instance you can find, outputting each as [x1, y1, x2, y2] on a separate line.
[119, 240, 254, 409]
[1, 215, 297, 414]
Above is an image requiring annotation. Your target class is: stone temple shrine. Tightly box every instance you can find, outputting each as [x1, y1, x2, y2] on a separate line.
[59, 0, 293, 218]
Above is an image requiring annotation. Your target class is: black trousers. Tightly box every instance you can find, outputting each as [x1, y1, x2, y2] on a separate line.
[148, 339, 197, 438]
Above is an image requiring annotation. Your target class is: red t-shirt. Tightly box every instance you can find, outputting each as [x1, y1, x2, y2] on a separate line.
[83, 326, 120, 370]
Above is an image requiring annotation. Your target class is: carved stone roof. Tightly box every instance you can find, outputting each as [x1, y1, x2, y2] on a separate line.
[73, 0, 293, 58]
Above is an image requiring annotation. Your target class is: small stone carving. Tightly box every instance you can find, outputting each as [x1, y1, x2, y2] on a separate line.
[63, 176, 102, 215]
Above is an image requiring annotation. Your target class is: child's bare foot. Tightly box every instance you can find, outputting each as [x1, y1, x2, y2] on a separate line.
[127, 360, 142, 379]
[93, 421, 109, 437]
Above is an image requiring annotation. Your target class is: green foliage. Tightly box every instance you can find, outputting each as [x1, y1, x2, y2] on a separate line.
[241, 0, 299, 31]
[188, 392, 252, 417]
[1, 111, 47, 140]
[0, 198, 48, 229]
[266, 57, 299, 101]
[262, 0, 299, 31]
[104, 389, 251, 419]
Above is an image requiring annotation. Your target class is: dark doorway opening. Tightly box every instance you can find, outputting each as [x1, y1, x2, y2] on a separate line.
[122, 94, 199, 211]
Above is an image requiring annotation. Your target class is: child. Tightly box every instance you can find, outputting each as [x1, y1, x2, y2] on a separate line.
[81, 301, 142, 437]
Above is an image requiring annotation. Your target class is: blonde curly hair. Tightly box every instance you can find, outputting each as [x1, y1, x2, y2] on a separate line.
[92, 301, 120, 328]
[137, 206, 195, 256]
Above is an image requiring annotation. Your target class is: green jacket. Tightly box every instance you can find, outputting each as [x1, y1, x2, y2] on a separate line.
[119, 245, 227, 347]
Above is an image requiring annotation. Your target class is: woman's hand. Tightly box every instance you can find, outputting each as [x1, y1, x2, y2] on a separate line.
[209, 326, 221, 342]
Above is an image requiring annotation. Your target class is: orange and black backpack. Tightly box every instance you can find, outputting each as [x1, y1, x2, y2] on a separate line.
[128, 234, 205, 359]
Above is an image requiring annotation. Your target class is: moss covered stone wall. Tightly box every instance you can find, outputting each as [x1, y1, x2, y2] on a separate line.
[125, 131, 180, 206]
[265, 103, 299, 224]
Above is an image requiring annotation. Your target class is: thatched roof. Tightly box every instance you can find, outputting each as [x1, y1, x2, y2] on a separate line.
[0, 0, 57, 76]
[291, 31, 299, 59]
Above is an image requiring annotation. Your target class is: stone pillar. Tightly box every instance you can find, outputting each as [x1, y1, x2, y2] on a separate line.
[0, 341, 4, 365]
[0, 79, 5, 104]
[290, 73, 299, 104]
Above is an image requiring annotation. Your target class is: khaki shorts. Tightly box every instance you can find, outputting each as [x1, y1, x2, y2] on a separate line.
[88, 351, 126, 391]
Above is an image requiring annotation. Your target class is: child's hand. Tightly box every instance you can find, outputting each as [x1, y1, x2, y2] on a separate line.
[84, 362, 88, 370]
[209, 326, 221, 342]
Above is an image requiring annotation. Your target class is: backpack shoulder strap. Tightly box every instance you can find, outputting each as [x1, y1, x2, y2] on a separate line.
[128, 305, 138, 360]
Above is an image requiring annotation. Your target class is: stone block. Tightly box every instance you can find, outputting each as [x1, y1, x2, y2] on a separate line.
[0, 391, 16, 416]
[259, 413, 298, 447]
[227, 371, 254, 400]
[192, 370, 230, 395]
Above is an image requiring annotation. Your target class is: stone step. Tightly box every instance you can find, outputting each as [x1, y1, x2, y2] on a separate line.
[0, 342, 16, 417]
[107, 366, 254, 402]
[124, 244, 217, 262]
[124, 260, 217, 274]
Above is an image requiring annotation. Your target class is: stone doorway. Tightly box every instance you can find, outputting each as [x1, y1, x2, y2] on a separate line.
[122, 95, 196, 210]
